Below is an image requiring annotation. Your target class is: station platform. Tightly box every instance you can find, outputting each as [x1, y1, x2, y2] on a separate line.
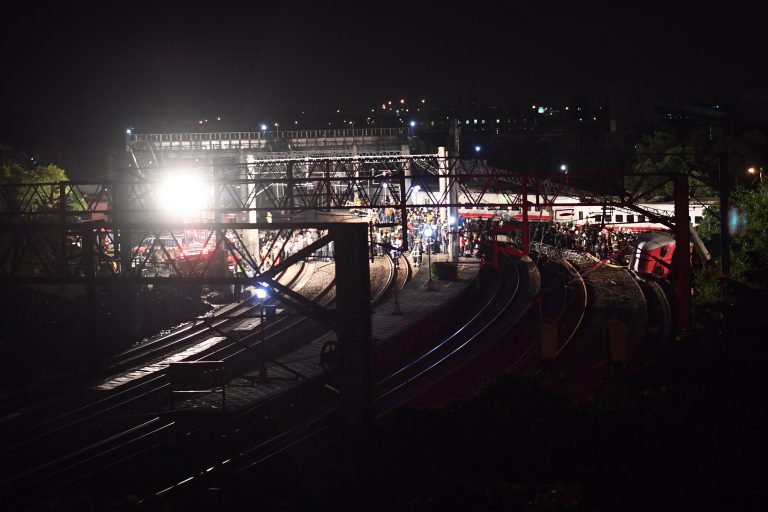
[174, 253, 482, 413]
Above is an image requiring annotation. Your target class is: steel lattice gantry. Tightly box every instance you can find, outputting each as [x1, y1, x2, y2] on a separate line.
[0, 155, 692, 330]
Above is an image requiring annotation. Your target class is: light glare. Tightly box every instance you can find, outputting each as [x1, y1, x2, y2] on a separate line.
[158, 172, 210, 218]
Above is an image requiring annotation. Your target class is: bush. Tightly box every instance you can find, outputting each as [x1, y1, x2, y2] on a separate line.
[431, 261, 458, 280]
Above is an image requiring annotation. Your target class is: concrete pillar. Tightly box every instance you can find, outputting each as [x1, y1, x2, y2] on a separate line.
[330, 223, 373, 432]
[439, 146, 459, 261]
[401, 144, 411, 194]
[438, 146, 448, 223]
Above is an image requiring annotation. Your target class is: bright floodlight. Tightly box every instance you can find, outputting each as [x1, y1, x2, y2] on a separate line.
[255, 287, 267, 299]
[560, 164, 568, 172]
[410, 120, 416, 127]
[413, 185, 420, 191]
[157, 171, 210, 217]
[423, 227, 433, 237]
[125, 128, 132, 135]
[261, 123, 268, 130]
[475, 145, 481, 153]
[447, 216, 456, 225]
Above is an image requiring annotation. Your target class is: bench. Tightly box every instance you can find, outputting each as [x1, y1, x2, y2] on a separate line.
[167, 361, 230, 412]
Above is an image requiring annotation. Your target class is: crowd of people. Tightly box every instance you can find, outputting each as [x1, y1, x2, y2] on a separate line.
[202, 205, 642, 275]
[529, 221, 639, 261]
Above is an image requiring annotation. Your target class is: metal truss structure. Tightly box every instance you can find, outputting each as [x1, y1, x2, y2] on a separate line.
[0, 155, 685, 219]
[0, 156, 692, 330]
[0, 155, 692, 277]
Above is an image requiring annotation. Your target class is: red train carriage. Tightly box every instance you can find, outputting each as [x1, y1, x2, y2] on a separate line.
[629, 231, 692, 280]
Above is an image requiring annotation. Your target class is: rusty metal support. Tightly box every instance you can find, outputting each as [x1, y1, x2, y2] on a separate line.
[521, 178, 529, 256]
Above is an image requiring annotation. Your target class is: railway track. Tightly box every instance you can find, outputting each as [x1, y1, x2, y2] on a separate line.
[7, 247, 646, 509]
[534, 249, 649, 400]
[530, 250, 588, 359]
[154, 249, 664, 508]
[0, 253, 405, 509]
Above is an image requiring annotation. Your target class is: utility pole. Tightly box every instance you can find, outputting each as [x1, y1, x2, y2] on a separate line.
[719, 154, 730, 279]
[331, 224, 373, 435]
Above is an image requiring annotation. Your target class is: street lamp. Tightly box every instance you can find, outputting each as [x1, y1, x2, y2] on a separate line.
[255, 286, 268, 381]
[747, 166, 764, 184]
[392, 249, 402, 314]
[423, 227, 434, 289]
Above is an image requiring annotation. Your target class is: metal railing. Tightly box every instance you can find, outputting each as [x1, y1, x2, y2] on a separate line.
[128, 128, 409, 151]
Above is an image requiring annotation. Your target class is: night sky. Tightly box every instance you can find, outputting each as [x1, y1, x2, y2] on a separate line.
[1, 1, 764, 176]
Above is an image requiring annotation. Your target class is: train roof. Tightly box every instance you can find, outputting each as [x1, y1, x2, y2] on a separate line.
[635, 231, 675, 244]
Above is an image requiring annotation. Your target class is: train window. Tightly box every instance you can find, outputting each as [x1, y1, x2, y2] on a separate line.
[639, 215, 646, 222]
[694, 216, 702, 224]
[578, 211, 583, 220]
[604, 215, 612, 222]
[660, 246, 668, 257]
[615, 215, 623, 222]
[627, 215, 635, 223]
[594, 215, 602, 222]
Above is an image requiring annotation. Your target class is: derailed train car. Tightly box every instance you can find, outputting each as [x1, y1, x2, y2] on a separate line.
[629, 231, 692, 280]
